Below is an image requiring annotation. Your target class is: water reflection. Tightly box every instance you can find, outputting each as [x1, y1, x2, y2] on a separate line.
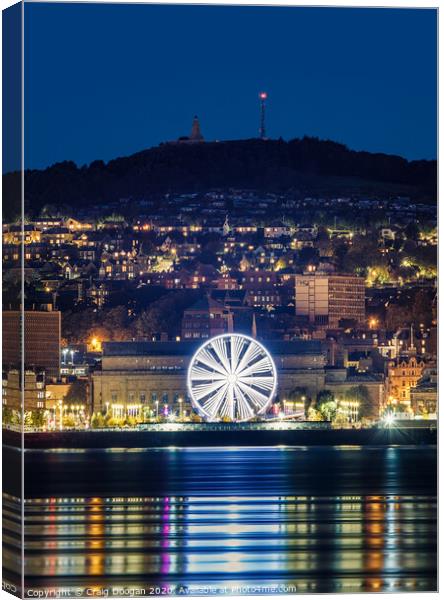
[2, 446, 437, 594]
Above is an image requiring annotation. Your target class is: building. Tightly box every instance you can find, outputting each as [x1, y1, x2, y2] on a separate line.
[295, 272, 365, 328]
[41, 227, 74, 246]
[2, 309, 61, 378]
[181, 296, 234, 340]
[241, 270, 281, 308]
[386, 355, 424, 410]
[2, 368, 46, 412]
[410, 367, 437, 417]
[2, 224, 41, 245]
[174, 116, 205, 144]
[92, 339, 326, 418]
[325, 369, 384, 420]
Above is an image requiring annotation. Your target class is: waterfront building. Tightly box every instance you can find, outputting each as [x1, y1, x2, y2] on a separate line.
[2, 368, 46, 412]
[410, 367, 437, 417]
[92, 339, 326, 418]
[294, 271, 365, 328]
[325, 368, 384, 419]
[2, 309, 61, 379]
[386, 355, 425, 410]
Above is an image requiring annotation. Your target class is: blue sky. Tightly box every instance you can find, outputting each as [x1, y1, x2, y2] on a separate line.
[19, 3, 437, 171]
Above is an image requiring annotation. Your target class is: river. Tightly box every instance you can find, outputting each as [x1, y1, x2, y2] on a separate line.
[2, 445, 437, 595]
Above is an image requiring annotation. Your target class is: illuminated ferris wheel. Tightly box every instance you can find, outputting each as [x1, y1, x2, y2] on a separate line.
[187, 334, 277, 422]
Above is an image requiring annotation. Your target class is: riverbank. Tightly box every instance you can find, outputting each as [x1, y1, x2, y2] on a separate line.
[3, 424, 437, 448]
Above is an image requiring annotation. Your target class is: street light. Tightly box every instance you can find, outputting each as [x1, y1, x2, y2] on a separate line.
[58, 399, 63, 431]
[178, 397, 183, 420]
[369, 318, 378, 329]
[62, 348, 68, 365]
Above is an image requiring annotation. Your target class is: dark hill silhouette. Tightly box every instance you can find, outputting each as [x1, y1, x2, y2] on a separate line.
[3, 137, 436, 220]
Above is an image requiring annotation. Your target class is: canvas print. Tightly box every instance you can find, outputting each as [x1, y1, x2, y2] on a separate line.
[2, 2, 437, 597]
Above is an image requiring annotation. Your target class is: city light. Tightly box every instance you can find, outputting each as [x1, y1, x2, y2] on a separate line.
[3, 7, 437, 595]
[369, 318, 378, 329]
[90, 337, 102, 352]
[384, 413, 395, 427]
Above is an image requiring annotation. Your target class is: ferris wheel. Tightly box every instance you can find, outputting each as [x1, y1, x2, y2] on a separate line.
[187, 334, 277, 422]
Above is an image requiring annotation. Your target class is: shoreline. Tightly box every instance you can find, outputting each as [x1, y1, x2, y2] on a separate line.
[3, 426, 437, 449]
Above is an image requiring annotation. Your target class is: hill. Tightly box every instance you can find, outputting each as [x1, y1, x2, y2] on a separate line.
[3, 137, 437, 220]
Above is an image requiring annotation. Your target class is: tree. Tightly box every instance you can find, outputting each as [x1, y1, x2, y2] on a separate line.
[91, 413, 105, 429]
[315, 390, 337, 421]
[332, 412, 350, 429]
[131, 290, 202, 340]
[385, 303, 412, 330]
[64, 379, 88, 404]
[341, 233, 387, 277]
[2, 407, 13, 426]
[5, 409, 22, 426]
[106, 416, 125, 428]
[63, 415, 76, 428]
[319, 401, 337, 421]
[405, 221, 420, 242]
[307, 407, 323, 421]
[32, 410, 45, 428]
[333, 242, 349, 269]
[288, 386, 308, 402]
[288, 387, 311, 415]
[299, 247, 319, 267]
[24, 411, 33, 429]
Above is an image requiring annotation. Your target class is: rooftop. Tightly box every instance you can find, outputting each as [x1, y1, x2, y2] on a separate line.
[103, 338, 323, 357]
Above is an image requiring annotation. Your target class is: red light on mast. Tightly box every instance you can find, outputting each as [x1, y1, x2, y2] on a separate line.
[259, 92, 267, 100]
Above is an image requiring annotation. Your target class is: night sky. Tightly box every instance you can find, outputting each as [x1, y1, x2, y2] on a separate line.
[20, 3, 437, 171]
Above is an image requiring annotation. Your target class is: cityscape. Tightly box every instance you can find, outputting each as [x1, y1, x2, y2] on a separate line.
[3, 125, 438, 431]
[2, 2, 437, 597]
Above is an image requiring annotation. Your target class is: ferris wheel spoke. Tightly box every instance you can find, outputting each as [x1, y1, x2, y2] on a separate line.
[190, 367, 227, 381]
[234, 385, 255, 419]
[230, 336, 244, 374]
[192, 378, 227, 402]
[237, 375, 274, 390]
[202, 383, 229, 418]
[238, 356, 273, 378]
[235, 341, 262, 375]
[197, 347, 228, 376]
[237, 381, 270, 409]
[227, 384, 235, 420]
[211, 338, 231, 374]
